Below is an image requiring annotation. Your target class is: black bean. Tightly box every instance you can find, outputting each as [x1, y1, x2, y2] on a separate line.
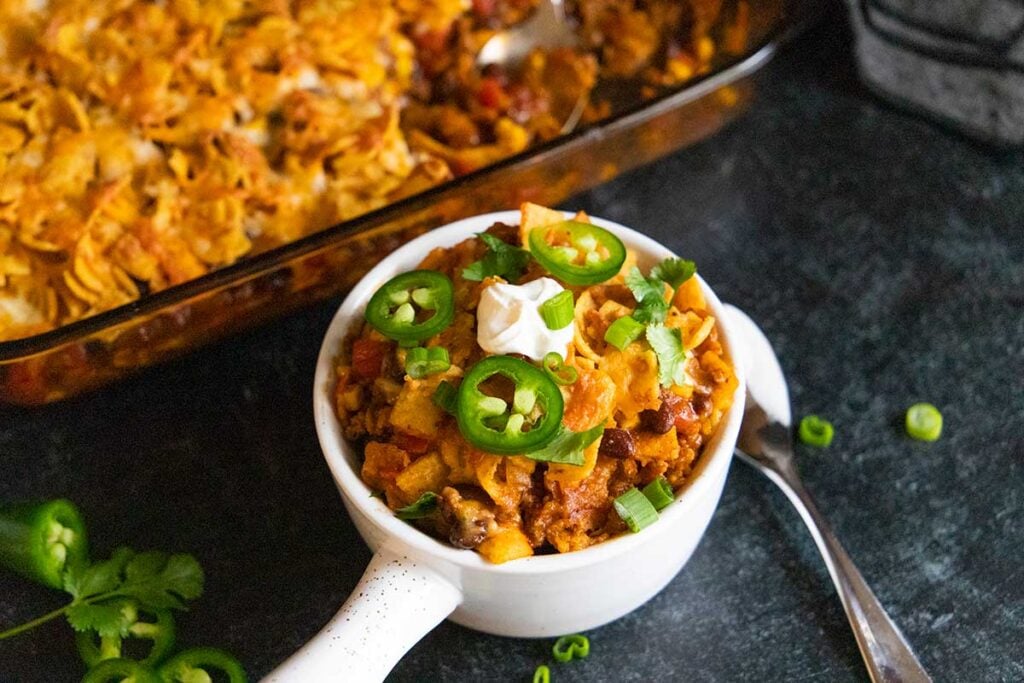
[641, 392, 682, 434]
[599, 428, 636, 459]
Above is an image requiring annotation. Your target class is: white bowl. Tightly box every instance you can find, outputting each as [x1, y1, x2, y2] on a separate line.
[265, 211, 746, 683]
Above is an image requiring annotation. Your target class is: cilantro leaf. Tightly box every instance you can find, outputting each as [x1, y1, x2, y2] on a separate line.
[395, 492, 439, 520]
[117, 552, 204, 609]
[525, 424, 605, 465]
[625, 267, 668, 324]
[650, 258, 696, 289]
[64, 548, 203, 611]
[66, 599, 135, 637]
[646, 323, 689, 387]
[64, 547, 135, 600]
[462, 232, 532, 282]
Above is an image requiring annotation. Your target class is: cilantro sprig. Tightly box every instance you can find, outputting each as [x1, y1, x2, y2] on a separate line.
[525, 424, 605, 466]
[624, 257, 698, 387]
[650, 258, 696, 289]
[462, 232, 532, 282]
[646, 324, 689, 387]
[0, 547, 203, 640]
[624, 267, 669, 324]
[0, 500, 245, 678]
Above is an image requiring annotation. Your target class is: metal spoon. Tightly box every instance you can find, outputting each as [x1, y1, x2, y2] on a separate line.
[476, 0, 578, 69]
[476, 0, 585, 135]
[723, 305, 931, 683]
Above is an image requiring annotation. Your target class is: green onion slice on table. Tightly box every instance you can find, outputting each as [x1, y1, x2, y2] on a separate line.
[905, 403, 942, 441]
[552, 634, 590, 662]
[0, 499, 88, 590]
[798, 415, 834, 448]
[528, 221, 626, 285]
[456, 356, 564, 455]
[365, 270, 455, 343]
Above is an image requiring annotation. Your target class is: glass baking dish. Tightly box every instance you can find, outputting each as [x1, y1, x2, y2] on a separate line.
[0, 0, 811, 405]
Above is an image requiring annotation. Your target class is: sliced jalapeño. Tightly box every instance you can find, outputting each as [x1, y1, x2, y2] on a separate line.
[456, 356, 564, 455]
[528, 221, 626, 286]
[365, 270, 455, 343]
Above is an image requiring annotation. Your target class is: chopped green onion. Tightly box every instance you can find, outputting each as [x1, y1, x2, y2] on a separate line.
[613, 488, 658, 533]
[542, 352, 578, 386]
[798, 415, 834, 448]
[432, 381, 458, 415]
[405, 346, 451, 379]
[539, 290, 574, 330]
[642, 476, 674, 511]
[552, 634, 590, 663]
[395, 492, 439, 520]
[533, 664, 550, 683]
[905, 403, 942, 442]
[603, 316, 645, 351]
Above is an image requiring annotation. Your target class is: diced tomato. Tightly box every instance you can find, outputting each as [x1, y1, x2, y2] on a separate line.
[674, 401, 701, 437]
[351, 338, 388, 380]
[393, 433, 430, 454]
[472, 0, 496, 18]
[477, 77, 504, 109]
[414, 27, 451, 55]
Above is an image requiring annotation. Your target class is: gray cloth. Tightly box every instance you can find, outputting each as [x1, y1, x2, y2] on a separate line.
[848, 0, 1024, 145]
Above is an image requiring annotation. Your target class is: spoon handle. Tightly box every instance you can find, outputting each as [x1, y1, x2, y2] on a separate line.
[755, 456, 932, 683]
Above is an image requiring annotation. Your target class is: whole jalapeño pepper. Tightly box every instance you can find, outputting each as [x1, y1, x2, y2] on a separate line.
[364, 270, 455, 343]
[76, 600, 176, 668]
[528, 221, 626, 285]
[0, 499, 88, 589]
[456, 356, 563, 455]
[158, 647, 247, 683]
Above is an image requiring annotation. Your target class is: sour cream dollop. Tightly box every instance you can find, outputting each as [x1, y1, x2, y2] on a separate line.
[476, 278, 574, 361]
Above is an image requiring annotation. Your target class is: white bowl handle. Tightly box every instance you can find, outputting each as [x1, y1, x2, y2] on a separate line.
[261, 547, 462, 683]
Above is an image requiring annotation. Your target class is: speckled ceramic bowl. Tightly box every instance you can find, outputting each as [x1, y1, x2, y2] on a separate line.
[266, 211, 746, 682]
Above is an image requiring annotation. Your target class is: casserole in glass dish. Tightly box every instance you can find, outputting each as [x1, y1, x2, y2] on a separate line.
[0, 0, 809, 404]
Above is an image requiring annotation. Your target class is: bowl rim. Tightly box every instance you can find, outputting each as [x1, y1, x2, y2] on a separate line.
[313, 210, 746, 575]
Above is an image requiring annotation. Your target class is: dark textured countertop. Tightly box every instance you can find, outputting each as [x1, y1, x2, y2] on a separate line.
[2, 9, 1022, 683]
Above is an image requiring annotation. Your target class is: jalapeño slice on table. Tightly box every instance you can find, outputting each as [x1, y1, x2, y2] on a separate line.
[365, 270, 455, 343]
[456, 356, 564, 455]
[0, 499, 88, 590]
[76, 600, 176, 668]
[527, 220, 626, 286]
[81, 658, 162, 683]
[158, 647, 247, 683]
